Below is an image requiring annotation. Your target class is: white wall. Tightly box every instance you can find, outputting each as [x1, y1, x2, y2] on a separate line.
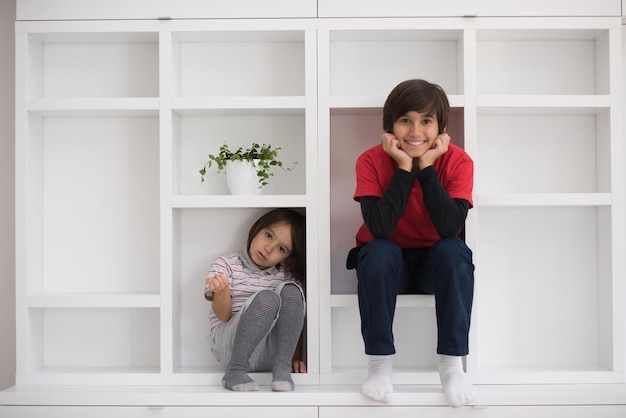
[0, 0, 16, 390]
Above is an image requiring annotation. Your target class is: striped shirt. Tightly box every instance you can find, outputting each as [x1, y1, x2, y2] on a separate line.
[205, 250, 298, 332]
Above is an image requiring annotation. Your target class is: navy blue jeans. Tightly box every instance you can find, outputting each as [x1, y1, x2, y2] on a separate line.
[354, 238, 474, 356]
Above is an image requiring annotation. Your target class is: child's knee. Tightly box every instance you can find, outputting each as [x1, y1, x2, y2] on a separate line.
[253, 290, 281, 312]
[432, 238, 471, 260]
[280, 283, 304, 304]
[360, 239, 402, 266]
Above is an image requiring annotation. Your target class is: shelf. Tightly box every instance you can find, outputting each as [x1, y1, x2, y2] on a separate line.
[23, 32, 159, 99]
[330, 294, 435, 308]
[15, 367, 162, 386]
[27, 98, 160, 116]
[24, 308, 161, 373]
[172, 195, 307, 208]
[4, 384, 626, 407]
[172, 97, 306, 115]
[476, 95, 610, 111]
[27, 293, 160, 308]
[475, 193, 612, 207]
[473, 367, 625, 385]
[12, 15, 623, 394]
[329, 94, 464, 109]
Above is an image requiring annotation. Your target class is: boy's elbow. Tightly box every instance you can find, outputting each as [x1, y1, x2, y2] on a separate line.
[437, 224, 464, 239]
[369, 226, 393, 240]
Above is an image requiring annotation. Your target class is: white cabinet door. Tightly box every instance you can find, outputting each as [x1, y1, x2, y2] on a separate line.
[320, 406, 626, 418]
[318, 0, 621, 18]
[0, 406, 318, 418]
[16, 0, 317, 20]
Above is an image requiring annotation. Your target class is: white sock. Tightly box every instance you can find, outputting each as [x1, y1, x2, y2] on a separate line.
[437, 354, 476, 408]
[361, 355, 393, 404]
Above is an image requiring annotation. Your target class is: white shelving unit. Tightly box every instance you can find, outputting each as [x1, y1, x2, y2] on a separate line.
[3, 1, 626, 416]
[319, 17, 625, 387]
[12, 18, 319, 387]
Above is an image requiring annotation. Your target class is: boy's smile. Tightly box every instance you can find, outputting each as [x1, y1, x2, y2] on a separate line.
[393, 110, 439, 159]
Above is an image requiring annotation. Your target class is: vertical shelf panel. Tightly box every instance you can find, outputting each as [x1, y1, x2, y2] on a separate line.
[28, 32, 159, 99]
[173, 30, 305, 98]
[328, 108, 465, 292]
[476, 207, 603, 373]
[328, 30, 463, 98]
[476, 29, 604, 95]
[171, 207, 310, 378]
[11, 16, 624, 391]
[475, 111, 604, 194]
[172, 111, 306, 197]
[29, 307, 160, 372]
[172, 208, 266, 373]
[42, 116, 160, 294]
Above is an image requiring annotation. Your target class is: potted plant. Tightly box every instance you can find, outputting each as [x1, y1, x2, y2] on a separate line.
[199, 142, 296, 195]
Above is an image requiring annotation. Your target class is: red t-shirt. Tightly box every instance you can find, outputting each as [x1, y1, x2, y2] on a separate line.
[354, 143, 473, 248]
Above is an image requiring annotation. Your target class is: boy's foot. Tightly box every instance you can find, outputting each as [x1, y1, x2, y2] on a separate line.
[361, 355, 393, 404]
[438, 354, 476, 408]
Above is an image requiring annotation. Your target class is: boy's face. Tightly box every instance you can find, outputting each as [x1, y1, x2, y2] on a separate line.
[392, 110, 440, 159]
[248, 222, 293, 270]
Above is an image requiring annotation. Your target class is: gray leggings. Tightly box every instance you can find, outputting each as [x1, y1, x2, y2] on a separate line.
[209, 281, 305, 371]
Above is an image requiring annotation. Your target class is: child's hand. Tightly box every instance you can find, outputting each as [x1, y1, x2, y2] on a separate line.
[205, 274, 229, 294]
[381, 133, 412, 172]
[292, 359, 307, 373]
[418, 132, 450, 170]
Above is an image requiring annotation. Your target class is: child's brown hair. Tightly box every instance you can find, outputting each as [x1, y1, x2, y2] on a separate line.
[247, 208, 306, 284]
[382, 79, 450, 135]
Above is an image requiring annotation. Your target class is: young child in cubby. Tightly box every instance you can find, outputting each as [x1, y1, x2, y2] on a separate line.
[204, 208, 306, 392]
[346, 79, 476, 407]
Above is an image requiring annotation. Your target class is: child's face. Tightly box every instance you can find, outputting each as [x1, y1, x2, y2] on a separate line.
[392, 110, 440, 159]
[248, 222, 293, 270]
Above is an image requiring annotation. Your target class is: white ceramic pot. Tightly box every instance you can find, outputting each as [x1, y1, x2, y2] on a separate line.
[225, 159, 263, 195]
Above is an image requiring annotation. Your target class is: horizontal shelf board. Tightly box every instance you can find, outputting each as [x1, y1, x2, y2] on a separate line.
[472, 368, 624, 385]
[172, 30, 308, 43]
[324, 367, 440, 385]
[3, 383, 626, 407]
[168, 19, 317, 34]
[14, 368, 161, 386]
[329, 94, 463, 109]
[327, 29, 463, 41]
[27, 293, 160, 308]
[169, 369, 318, 386]
[477, 95, 610, 111]
[331, 294, 435, 308]
[27, 98, 160, 116]
[172, 194, 307, 208]
[319, 16, 620, 31]
[475, 193, 611, 207]
[17, 23, 162, 39]
[172, 96, 306, 115]
[474, 25, 619, 39]
[28, 366, 160, 374]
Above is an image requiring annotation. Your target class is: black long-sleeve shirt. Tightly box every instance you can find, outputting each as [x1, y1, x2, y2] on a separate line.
[359, 166, 469, 242]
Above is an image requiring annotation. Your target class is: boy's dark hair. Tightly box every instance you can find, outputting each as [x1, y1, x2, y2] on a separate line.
[382, 79, 449, 135]
[247, 208, 306, 284]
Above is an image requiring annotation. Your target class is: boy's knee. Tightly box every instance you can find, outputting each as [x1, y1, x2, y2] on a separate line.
[360, 239, 402, 262]
[431, 238, 472, 260]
